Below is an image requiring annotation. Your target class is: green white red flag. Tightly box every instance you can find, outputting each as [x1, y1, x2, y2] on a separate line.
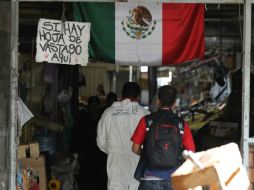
[74, 2, 205, 66]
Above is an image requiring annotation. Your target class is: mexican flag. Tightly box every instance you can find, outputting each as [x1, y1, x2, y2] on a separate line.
[73, 2, 205, 66]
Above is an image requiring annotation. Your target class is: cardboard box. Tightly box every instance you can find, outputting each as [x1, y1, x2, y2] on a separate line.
[171, 143, 250, 190]
[18, 143, 40, 159]
[20, 156, 47, 190]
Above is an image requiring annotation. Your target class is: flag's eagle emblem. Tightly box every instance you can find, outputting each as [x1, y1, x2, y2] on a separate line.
[122, 5, 156, 40]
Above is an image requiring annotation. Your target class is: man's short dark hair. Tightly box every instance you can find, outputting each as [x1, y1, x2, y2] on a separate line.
[122, 82, 141, 98]
[158, 85, 177, 107]
[106, 92, 118, 106]
[88, 95, 100, 105]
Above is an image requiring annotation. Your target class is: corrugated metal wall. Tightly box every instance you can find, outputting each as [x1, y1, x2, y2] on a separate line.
[79, 63, 110, 98]
[79, 63, 139, 101]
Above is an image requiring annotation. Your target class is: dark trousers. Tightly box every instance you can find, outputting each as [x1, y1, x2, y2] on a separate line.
[138, 180, 173, 190]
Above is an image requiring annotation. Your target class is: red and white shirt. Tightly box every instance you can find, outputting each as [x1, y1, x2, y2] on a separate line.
[131, 116, 195, 152]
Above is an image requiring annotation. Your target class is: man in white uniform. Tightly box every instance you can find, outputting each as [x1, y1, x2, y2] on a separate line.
[97, 82, 150, 190]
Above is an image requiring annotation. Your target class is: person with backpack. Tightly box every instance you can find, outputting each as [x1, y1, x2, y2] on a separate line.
[97, 82, 150, 190]
[131, 85, 195, 190]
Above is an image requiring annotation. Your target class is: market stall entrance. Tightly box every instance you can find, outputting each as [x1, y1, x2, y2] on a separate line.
[4, 0, 253, 190]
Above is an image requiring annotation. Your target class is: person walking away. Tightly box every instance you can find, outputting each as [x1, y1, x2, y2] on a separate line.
[131, 85, 195, 190]
[74, 96, 106, 189]
[101, 92, 118, 114]
[97, 82, 150, 190]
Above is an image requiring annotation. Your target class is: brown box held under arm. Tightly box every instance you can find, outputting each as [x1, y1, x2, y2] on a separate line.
[171, 143, 250, 190]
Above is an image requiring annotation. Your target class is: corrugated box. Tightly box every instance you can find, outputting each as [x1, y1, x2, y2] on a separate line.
[20, 156, 47, 190]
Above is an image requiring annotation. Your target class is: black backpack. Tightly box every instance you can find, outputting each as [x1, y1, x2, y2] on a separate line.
[144, 110, 184, 169]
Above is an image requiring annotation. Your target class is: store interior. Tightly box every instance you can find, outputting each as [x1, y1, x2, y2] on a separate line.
[17, 2, 254, 190]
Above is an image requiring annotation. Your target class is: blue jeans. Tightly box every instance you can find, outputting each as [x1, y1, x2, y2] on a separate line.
[138, 180, 173, 190]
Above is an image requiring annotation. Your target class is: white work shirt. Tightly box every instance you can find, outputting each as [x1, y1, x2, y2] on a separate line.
[97, 99, 150, 190]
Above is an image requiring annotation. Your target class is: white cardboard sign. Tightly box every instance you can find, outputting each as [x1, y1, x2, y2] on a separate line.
[36, 18, 90, 66]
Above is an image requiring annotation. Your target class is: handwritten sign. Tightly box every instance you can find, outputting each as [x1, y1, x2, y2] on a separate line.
[36, 18, 90, 66]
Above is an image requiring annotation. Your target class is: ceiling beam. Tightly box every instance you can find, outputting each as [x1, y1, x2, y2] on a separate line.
[17, 0, 244, 3]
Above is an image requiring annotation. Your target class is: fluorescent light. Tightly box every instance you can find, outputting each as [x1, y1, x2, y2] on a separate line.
[168, 71, 172, 82]
[157, 77, 171, 86]
[140, 66, 148, 73]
